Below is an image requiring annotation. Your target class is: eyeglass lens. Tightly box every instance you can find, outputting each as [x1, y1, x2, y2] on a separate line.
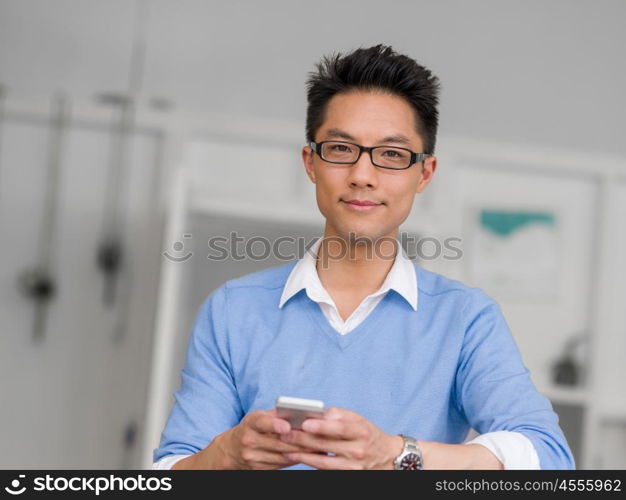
[321, 141, 412, 169]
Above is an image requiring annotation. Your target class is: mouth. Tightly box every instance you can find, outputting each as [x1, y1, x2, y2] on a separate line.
[341, 199, 385, 211]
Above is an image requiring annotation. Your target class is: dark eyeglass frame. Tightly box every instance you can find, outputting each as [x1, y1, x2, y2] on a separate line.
[309, 140, 432, 170]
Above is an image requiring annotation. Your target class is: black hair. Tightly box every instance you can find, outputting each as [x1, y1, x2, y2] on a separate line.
[305, 44, 441, 154]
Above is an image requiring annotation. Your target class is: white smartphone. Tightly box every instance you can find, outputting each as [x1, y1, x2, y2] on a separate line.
[275, 396, 325, 430]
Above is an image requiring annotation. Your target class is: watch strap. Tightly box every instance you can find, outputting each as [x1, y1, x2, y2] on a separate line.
[393, 434, 424, 470]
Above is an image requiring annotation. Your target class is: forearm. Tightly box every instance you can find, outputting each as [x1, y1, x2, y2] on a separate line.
[379, 434, 503, 470]
[172, 432, 234, 470]
[418, 440, 504, 470]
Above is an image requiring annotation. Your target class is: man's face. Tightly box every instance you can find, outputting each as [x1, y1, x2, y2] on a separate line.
[302, 90, 437, 245]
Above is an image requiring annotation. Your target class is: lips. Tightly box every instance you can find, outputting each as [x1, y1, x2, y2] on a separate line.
[342, 199, 383, 206]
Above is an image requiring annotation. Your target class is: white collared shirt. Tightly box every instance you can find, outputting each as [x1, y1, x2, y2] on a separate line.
[279, 235, 417, 334]
[153, 236, 540, 470]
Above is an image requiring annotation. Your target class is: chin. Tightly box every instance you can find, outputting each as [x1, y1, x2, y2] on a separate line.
[339, 227, 389, 245]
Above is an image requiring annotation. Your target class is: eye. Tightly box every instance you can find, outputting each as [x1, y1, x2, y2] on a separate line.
[382, 149, 401, 158]
[330, 144, 352, 152]
[380, 148, 409, 159]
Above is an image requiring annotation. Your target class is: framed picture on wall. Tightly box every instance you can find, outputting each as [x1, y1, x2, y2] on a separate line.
[466, 207, 561, 302]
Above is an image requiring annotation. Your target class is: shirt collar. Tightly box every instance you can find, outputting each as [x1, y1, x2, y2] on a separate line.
[278, 236, 418, 311]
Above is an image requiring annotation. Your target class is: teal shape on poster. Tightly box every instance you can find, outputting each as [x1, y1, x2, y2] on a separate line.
[480, 210, 555, 238]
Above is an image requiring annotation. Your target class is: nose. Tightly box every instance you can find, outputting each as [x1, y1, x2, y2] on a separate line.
[346, 149, 378, 189]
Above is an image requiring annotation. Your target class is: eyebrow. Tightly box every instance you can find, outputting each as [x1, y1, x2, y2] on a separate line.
[324, 128, 413, 146]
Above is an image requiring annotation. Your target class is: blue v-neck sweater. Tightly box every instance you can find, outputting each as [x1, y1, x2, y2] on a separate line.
[154, 261, 575, 469]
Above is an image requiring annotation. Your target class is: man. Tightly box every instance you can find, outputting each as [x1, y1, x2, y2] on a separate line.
[152, 45, 575, 470]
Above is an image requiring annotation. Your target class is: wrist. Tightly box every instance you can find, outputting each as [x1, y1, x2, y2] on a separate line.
[414, 441, 503, 469]
[416, 440, 431, 470]
[417, 440, 456, 470]
[392, 435, 424, 470]
[172, 432, 234, 470]
[171, 453, 199, 470]
[208, 431, 237, 469]
[382, 434, 405, 470]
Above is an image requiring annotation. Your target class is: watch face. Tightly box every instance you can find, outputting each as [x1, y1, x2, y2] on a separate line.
[400, 452, 421, 470]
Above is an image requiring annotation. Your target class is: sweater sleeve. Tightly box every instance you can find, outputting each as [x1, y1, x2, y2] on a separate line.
[152, 285, 243, 463]
[454, 289, 576, 470]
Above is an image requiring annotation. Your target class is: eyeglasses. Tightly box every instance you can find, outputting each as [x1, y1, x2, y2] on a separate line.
[309, 140, 432, 170]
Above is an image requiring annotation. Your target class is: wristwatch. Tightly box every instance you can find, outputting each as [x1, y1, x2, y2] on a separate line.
[393, 435, 424, 470]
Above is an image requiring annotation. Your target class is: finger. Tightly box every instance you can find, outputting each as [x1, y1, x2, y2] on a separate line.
[250, 431, 322, 454]
[242, 449, 327, 469]
[251, 453, 327, 470]
[285, 451, 362, 470]
[299, 418, 365, 440]
[264, 408, 293, 429]
[280, 429, 359, 456]
[240, 449, 300, 468]
[247, 411, 291, 434]
[324, 406, 361, 421]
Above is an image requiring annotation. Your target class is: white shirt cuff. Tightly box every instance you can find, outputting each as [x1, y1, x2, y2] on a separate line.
[152, 454, 192, 470]
[464, 431, 540, 469]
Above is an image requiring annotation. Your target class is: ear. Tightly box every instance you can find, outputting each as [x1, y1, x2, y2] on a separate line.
[302, 145, 317, 184]
[416, 156, 437, 194]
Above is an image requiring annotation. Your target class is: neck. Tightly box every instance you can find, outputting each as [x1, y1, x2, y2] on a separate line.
[315, 229, 399, 295]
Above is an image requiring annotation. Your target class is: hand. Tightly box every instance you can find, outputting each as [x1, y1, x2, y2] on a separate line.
[207, 408, 322, 470]
[173, 408, 324, 470]
[279, 406, 404, 470]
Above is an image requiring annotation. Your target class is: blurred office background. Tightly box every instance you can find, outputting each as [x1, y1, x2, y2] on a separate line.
[0, 0, 624, 469]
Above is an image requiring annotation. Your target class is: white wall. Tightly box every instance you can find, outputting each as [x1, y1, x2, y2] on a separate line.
[0, 110, 164, 468]
[1, 0, 625, 156]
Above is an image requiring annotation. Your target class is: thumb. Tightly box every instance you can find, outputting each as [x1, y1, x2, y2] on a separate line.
[324, 406, 344, 420]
